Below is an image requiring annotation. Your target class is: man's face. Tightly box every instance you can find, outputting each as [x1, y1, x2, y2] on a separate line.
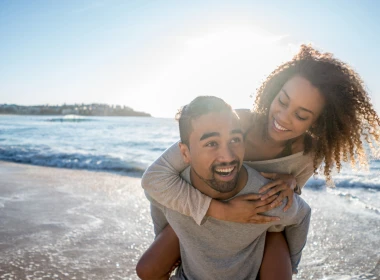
[180, 111, 245, 193]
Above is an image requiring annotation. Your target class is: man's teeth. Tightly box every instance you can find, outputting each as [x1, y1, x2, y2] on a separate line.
[274, 120, 289, 131]
[215, 167, 234, 175]
[215, 167, 234, 173]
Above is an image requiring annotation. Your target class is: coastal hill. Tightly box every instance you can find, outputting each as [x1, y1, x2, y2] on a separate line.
[0, 103, 151, 117]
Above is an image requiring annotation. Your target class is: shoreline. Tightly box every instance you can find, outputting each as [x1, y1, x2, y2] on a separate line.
[0, 161, 379, 279]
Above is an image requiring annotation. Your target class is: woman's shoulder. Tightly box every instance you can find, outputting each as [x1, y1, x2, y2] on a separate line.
[247, 150, 311, 165]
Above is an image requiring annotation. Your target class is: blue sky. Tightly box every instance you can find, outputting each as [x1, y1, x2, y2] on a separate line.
[1, 0, 379, 117]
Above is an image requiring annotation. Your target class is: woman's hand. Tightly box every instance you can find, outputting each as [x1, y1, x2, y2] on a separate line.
[258, 172, 297, 212]
[208, 193, 282, 224]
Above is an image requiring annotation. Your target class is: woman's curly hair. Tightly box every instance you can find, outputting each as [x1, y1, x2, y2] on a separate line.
[254, 44, 380, 181]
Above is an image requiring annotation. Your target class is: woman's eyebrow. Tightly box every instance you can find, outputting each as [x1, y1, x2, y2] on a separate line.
[282, 89, 314, 115]
[281, 89, 290, 99]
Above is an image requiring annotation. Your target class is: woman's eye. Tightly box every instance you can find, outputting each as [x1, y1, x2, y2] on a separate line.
[296, 114, 307, 121]
[278, 97, 286, 106]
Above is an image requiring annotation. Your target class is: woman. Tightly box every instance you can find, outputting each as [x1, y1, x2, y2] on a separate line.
[136, 45, 380, 279]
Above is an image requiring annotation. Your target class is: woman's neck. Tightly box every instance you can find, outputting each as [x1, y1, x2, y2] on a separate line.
[244, 115, 304, 161]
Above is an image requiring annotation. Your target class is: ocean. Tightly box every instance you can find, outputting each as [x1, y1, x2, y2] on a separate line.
[0, 115, 379, 279]
[0, 115, 178, 176]
[1, 115, 379, 206]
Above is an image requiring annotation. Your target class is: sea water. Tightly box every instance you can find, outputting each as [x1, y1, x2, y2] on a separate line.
[0, 115, 379, 206]
[0, 115, 178, 175]
[0, 115, 379, 279]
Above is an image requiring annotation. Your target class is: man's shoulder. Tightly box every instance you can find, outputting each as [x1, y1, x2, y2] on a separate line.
[240, 164, 272, 193]
[245, 164, 272, 185]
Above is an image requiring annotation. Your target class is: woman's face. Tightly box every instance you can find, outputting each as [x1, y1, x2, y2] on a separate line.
[267, 75, 325, 142]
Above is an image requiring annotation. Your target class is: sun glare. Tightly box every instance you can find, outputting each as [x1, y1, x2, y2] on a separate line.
[133, 26, 294, 117]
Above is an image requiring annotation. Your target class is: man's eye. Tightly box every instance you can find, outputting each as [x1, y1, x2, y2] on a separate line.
[231, 137, 242, 144]
[205, 141, 218, 147]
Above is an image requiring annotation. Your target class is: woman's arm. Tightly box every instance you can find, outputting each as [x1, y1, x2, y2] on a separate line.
[258, 152, 320, 210]
[141, 141, 212, 225]
[142, 142, 282, 225]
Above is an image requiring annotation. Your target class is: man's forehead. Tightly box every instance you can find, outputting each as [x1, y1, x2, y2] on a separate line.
[190, 112, 241, 136]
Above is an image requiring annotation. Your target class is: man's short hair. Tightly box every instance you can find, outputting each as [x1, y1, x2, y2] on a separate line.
[175, 96, 236, 146]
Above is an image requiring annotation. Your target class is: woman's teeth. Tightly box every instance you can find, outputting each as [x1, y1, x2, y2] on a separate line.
[274, 120, 289, 131]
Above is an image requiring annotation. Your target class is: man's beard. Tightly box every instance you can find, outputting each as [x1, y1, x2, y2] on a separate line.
[193, 161, 240, 193]
[205, 174, 239, 193]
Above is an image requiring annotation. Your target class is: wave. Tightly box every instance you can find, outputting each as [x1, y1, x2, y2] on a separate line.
[0, 146, 145, 176]
[305, 175, 380, 191]
[45, 115, 96, 122]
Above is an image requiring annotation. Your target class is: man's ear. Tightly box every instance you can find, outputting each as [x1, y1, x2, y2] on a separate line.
[179, 142, 191, 164]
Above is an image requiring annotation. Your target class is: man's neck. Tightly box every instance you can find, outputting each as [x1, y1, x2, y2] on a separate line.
[189, 165, 248, 200]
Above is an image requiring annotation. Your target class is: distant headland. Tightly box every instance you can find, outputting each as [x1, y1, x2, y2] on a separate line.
[0, 103, 151, 117]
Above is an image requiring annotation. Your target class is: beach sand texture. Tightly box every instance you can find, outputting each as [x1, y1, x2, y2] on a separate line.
[0, 161, 379, 280]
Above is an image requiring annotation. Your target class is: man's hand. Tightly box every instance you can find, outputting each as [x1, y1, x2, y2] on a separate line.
[208, 193, 282, 224]
[259, 173, 297, 212]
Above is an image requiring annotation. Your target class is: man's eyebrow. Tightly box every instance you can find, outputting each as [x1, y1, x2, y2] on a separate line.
[200, 132, 220, 141]
[231, 129, 244, 135]
[281, 89, 315, 115]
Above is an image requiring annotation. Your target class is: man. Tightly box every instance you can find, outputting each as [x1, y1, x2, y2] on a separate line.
[145, 96, 310, 279]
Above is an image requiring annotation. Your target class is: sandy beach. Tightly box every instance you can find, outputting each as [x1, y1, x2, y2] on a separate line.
[0, 161, 152, 280]
[0, 161, 379, 280]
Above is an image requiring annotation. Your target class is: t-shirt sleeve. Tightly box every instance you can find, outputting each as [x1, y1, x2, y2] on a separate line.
[141, 141, 212, 225]
[263, 194, 312, 273]
[149, 200, 169, 237]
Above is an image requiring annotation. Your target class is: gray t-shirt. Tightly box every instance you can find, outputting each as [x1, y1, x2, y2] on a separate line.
[148, 164, 311, 280]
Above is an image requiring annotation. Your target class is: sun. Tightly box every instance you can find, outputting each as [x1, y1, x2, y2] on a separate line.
[131, 26, 295, 117]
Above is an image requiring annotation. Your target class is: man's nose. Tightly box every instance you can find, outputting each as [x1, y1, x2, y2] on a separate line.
[218, 144, 235, 162]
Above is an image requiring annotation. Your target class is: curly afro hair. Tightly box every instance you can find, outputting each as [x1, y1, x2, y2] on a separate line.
[254, 44, 380, 181]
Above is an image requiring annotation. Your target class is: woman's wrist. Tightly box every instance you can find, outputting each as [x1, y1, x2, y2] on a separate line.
[206, 199, 227, 220]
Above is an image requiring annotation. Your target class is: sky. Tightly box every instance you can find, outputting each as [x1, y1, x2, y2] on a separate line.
[1, 0, 380, 117]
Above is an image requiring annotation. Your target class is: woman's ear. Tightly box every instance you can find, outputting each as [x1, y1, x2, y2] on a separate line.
[179, 142, 191, 164]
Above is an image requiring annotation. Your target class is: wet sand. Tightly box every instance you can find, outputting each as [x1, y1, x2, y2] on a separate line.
[0, 161, 379, 279]
[0, 161, 151, 280]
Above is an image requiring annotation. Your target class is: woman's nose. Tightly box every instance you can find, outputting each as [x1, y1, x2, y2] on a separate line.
[277, 107, 291, 124]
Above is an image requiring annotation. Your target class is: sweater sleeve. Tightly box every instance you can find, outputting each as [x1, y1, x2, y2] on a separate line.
[141, 141, 212, 225]
[293, 154, 322, 194]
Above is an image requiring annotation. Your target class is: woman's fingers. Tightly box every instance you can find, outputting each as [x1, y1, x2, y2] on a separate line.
[260, 172, 277, 180]
[260, 183, 288, 200]
[250, 215, 280, 224]
[246, 195, 278, 210]
[237, 193, 263, 201]
[255, 200, 281, 214]
[283, 192, 294, 212]
[258, 179, 284, 194]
